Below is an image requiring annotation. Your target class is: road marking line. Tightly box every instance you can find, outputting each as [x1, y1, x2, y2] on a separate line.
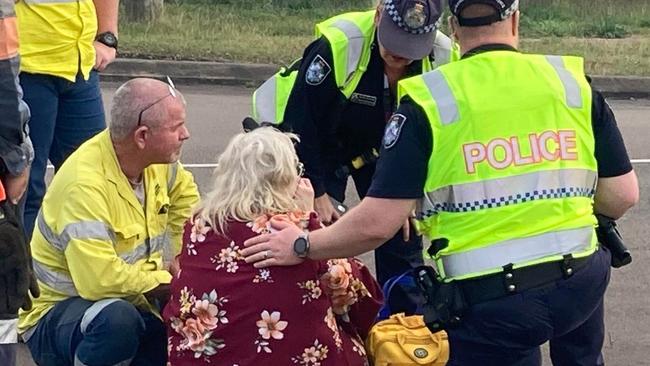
[45, 159, 650, 171]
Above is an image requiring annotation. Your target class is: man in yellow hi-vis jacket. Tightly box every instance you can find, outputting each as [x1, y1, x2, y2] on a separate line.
[19, 78, 199, 366]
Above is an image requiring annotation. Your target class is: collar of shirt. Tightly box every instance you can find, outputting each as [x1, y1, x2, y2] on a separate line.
[462, 43, 519, 59]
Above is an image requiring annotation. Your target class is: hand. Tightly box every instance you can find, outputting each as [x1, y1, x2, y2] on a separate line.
[93, 41, 117, 71]
[144, 283, 171, 310]
[169, 256, 181, 278]
[401, 210, 419, 242]
[314, 194, 340, 226]
[0, 201, 40, 316]
[4, 169, 29, 205]
[294, 178, 314, 212]
[241, 218, 304, 268]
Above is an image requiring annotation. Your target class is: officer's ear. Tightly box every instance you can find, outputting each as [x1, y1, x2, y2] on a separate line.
[448, 16, 459, 42]
[511, 10, 520, 39]
[374, 4, 382, 26]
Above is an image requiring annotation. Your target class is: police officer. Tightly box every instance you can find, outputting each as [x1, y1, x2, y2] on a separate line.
[262, 0, 457, 285]
[242, 0, 640, 365]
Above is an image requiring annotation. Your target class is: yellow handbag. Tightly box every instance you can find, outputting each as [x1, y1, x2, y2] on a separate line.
[366, 313, 449, 366]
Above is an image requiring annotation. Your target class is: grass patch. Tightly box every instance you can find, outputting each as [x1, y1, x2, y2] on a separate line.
[118, 0, 650, 75]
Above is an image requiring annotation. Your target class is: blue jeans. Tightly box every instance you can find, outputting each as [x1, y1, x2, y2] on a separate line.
[26, 297, 167, 366]
[19, 71, 105, 238]
[447, 248, 611, 366]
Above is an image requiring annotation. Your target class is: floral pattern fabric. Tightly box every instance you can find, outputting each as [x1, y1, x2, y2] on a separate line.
[163, 211, 383, 366]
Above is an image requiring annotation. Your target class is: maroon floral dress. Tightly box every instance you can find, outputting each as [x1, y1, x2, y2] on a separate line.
[163, 211, 383, 366]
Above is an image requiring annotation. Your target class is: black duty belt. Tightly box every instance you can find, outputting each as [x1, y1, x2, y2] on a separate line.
[457, 252, 595, 306]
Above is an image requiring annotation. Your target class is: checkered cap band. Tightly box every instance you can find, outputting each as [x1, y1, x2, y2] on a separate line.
[384, 0, 438, 34]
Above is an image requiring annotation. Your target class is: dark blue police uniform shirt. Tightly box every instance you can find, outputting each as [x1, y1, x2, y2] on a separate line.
[367, 45, 633, 199]
[284, 35, 426, 197]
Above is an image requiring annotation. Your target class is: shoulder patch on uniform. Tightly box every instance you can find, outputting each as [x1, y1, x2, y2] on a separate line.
[383, 114, 406, 149]
[305, 55, 331, 86]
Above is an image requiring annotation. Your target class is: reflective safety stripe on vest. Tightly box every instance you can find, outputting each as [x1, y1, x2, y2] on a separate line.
[33, 210, 170, 294]
[440, 226, 594, 278]
[252, 62, 300, 125]
[419, 169, 596, 216]
[399, 52, 598, 280]
[252, 10, 455, 126]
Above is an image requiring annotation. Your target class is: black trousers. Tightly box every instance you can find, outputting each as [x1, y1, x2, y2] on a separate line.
[447, 248, 611, 366]
[325, 163, 424, 285]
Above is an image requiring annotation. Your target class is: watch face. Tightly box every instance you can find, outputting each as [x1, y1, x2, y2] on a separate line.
[98, 32, 118, 48]
[293, 237, 308, 257]
[104, 34, 116, 44]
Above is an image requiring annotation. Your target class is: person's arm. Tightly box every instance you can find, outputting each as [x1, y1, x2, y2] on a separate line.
[61, 184, 171, 300]
[590, 90, 639, 219]
[242, 101, 432, 265]
[284, 38, 345, 223]
[92, 0, 119, 71]
[166, 162, 200, 256]
[0, 2, 32, 203]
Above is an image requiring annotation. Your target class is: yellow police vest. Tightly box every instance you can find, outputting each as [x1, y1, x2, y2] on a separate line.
[16, 0, 97, 82]
[252, 10, 458, 125]
[398, 51, 598, 281]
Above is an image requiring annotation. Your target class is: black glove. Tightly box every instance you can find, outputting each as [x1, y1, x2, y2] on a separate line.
[0, 200, 40, 319]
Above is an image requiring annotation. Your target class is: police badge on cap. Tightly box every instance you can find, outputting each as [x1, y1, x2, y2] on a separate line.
[377, 0, 442, 60]
[404, 3, 427, 29]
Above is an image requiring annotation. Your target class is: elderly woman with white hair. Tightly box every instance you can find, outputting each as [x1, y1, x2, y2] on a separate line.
[163, 127, 382, 366]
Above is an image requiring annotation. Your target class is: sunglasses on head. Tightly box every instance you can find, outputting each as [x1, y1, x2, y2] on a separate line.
[137, 76, 177, 127]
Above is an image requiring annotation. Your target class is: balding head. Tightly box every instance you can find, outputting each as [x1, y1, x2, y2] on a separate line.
[109, 78, 186, 141]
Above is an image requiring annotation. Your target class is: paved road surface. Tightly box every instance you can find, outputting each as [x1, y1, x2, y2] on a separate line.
[17, 84, 650, 365]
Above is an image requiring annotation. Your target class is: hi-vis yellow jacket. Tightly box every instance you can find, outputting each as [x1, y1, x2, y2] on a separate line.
[19, 130, 199, 332]
[399, 52, 597, 281]
[16, 0, 98, 81]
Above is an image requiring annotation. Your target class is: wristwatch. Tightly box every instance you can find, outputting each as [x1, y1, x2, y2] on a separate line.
[96, 31, 118, 50]
[293, 234, 310, 258]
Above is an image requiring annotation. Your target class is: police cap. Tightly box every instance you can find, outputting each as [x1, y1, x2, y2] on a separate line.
[377, 0, 442, 60]
[449, 0, 519, 27]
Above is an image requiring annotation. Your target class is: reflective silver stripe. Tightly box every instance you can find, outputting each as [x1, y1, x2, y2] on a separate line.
[546, 55, 583, 108]
[420, 169, 596, 217]
[32, 258, 79, 296]
[168, 162, 179, 192]
[0, 319, 18, 343]
[253, 76, 278, 123]
[0, 4, 16, 29]
[119, 232, 169, 264]
[330, 19, 364, 84]
[440, 226, 594, 278]
[37, 210, 63, 250]
[37, 211, 116, 251]
[422, 70, 459, 125]
[80, 299, 123, 334]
